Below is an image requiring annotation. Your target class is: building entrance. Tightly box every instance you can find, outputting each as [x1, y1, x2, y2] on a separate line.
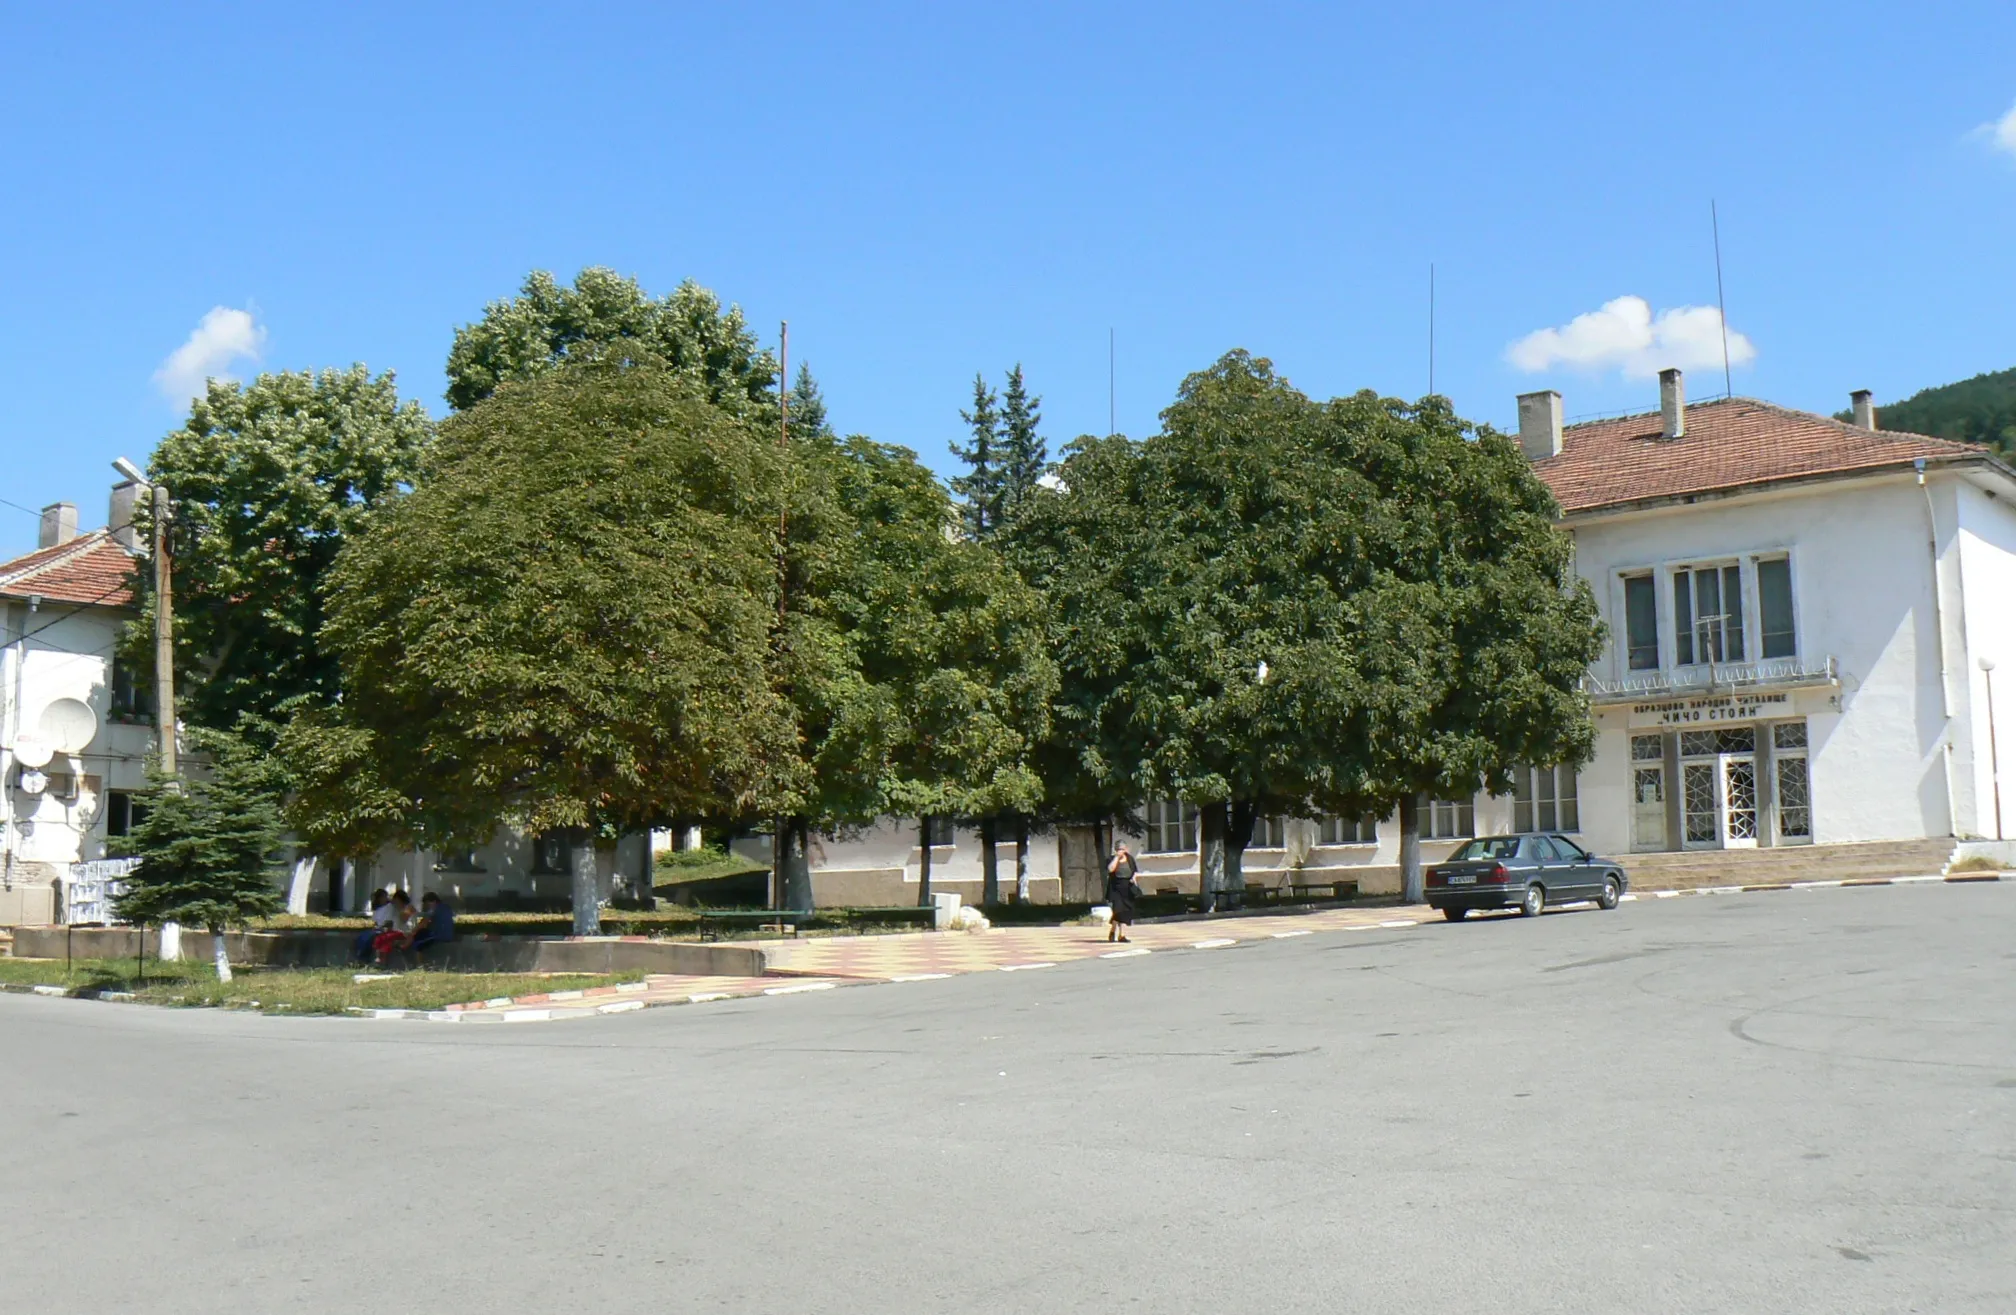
[1681, 727, 1759, 850]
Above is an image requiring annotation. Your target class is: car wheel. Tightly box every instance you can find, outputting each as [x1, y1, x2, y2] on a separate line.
[1519, 885, 1545, 918]
[1598, 877, 1621, 910]
[1442, 906, 1468, 922]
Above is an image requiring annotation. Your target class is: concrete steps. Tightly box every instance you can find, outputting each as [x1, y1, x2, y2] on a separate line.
[1620, 839, 1956, 891]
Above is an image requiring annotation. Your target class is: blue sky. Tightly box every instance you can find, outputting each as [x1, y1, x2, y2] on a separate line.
[5, 1, 2016, 558]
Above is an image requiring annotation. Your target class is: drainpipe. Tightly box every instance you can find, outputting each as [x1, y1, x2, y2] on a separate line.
[1917, 459, 1958, 835]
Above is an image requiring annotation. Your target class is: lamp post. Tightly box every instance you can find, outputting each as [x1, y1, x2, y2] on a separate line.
[113, 458, 175, 778]
[1982, 657, 2003, 842]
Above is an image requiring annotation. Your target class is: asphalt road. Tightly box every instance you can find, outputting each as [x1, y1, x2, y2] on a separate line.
[4, 883, 2014, 1314]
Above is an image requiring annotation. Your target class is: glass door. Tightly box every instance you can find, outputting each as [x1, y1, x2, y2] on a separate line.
[1630, 734, 1668, 852]
[1680, 727, 1759, 850]
[1720, 755, 1759, 848]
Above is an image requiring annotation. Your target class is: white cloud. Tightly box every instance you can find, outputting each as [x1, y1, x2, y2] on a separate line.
[1505, 295, 1755, 379]
[1978, 100, 2016, 158]
[152, 306, 266, 405]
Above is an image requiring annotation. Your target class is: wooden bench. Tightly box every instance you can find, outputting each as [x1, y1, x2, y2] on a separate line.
[1289, 880, 1359, 902]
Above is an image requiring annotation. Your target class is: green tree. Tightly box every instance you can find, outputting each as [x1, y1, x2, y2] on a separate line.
[787, 362, 834, 440]
[296, 356, 796, 934]
[997, 364, 1048, 520]
[1013, 351, 1602, 908]
[767, 434, 1055, 909]
[136, 366, 432, 735]
[112, 729, 287, 981]
[445, 268, 778, 415]
[1838, 365, 2016, 454]
[950, 374, 1004, 540]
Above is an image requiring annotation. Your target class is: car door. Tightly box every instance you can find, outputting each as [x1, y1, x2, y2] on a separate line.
[1548, 834, 1599, 897]
[1522, 835, 1562, 890]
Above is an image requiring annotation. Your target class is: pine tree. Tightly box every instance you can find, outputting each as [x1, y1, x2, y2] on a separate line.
[788, 362, 834, 440]
[998, 364, 1048, 520]
[950, 374, 1004, 539]
[112, 730, 287, 980]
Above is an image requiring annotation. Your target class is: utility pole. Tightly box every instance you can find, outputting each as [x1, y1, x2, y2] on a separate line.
[115, 457, 174, 777]
[152, 482, 176, 777]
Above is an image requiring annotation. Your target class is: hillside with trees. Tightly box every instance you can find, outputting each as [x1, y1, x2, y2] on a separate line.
[1851, 366, 2016, 453]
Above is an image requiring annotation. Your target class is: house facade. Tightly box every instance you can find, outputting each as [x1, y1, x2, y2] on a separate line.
[0, 486, 155, 923]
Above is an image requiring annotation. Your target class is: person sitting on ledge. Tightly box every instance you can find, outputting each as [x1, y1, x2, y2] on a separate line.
[409, 892, 456, 963]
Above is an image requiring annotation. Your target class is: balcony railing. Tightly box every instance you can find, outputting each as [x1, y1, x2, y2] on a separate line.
[1585, 655, 1838, 701]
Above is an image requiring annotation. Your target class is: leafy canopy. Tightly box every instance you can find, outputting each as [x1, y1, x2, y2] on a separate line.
[445, 268, 778, 415]
[138, 366, 431, 733]
[112, 729, 287, 930]
[290, 356, 796, 853]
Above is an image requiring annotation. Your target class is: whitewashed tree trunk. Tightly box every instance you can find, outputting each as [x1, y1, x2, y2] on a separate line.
[1399, 795, 1424, 904]
[286, 853, 320, 916]
[1013, 815, 1030, 904]
[569, 836, 601, 936]
[212, 930, 233, 983]
[159, 921, 182, 962]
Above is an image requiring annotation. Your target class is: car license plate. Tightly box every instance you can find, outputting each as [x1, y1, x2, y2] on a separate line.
[1447, 873, 1475, 885]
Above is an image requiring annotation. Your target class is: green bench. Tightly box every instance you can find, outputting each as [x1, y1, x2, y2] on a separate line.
[692, 905, 939, 940]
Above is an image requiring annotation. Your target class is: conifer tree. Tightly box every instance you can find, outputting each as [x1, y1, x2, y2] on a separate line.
[950, 375, 1004, 539]
[788, 363, 834, 440]
[113, 730, 287, 981]
[998, 364, 1048, 520]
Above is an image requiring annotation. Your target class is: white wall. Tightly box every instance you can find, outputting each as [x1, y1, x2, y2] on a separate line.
[2, 601, 153, 881]
[1955, 477, 2016, 840]
[1570, 474, 1955, 847]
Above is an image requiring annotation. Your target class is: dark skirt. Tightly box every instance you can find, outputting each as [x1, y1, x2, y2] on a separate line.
[1105, 874, 1137, 925]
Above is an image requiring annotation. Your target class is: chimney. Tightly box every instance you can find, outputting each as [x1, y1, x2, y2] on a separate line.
[1516, 390, 1564, 460]
[37, 502, 78, 549]
[1850, 389, 1876, 430]
[1659, 368, 1685, 439]
[108, 480, 142, 551]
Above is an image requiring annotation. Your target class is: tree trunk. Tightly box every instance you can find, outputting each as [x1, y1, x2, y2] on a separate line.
[1399, 795, 1424, 904]
[1013, 814, 1030, 904]
[286, 852, 319, 916]
[980, 816, 999, 906]
[569, 833, 601, 936]
[1199, 801, 1229, 912]
[595, 842, 619, 909]
[777, 815, 813, 911]
[917, 816, 935, 907]
[211, 926, 233, 983]
[1227, 800, 1257, 911]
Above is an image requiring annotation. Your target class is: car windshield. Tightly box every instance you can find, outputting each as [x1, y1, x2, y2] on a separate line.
[1449, 837, 1521, 861]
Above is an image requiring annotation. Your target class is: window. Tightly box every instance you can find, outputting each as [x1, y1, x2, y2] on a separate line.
[105, 790, 148, 837]
[1252, 816, 1290, 848]
[1419, 796, 1474, 840]
[1145, 799, 1199, 853]
[1772, 721, 1808, 750]
[1317, 815, 1378, 845]
[1512, 765, 1579, 833]
[109, 660, 151, 721]
[434, 848, 485, 873]
[1450, 836, 1519, 861]
[1552, 835, 1591, 860]
[922, 816, 955, 847]
[1623, 573, 1659, 670]
[1526, 835, 1564, 861]
[1757, 557, 1796, 659]
[1631, 733, 1665, 761]
[1681, 727, 1755, 756]
[531, 833, 573, 875]
[1674, 564, 1745, 665]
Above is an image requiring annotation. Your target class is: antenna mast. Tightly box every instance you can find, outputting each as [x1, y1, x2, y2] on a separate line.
[1711, 201, 1733, 398]
[1108, 327, 1116, 436]
[1428, 263, 1436, 397]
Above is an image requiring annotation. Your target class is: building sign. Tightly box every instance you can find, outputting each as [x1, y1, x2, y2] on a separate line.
[1628, 691, 1793, 728]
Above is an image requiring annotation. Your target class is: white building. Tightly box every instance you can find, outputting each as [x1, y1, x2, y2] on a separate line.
[1, 488, 155, 923]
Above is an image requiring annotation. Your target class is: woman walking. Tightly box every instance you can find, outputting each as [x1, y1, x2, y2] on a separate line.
[1105, 840, 1140, 943]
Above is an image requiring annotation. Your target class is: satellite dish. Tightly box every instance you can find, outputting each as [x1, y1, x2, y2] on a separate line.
[18, 767, 48, 796]
[39, 698, 98, 755]
[11, 733, 53, 769]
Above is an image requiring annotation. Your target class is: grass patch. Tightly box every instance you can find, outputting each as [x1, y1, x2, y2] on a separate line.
[1949, 854, 2007, 874]
[655, 845, 767, 884]
[0, 958, 640, 1014]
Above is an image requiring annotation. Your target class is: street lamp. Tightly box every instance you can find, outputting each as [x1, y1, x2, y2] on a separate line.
[113, 458, 176, 777]
[1983, 656, 2002, 842]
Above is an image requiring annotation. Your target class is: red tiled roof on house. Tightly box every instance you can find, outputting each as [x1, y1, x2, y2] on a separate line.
[0, 529, 139, 608]
[1531, 396, 1984, 516]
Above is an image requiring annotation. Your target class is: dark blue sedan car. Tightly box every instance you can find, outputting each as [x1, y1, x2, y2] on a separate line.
[1425, 833, 1628, 921]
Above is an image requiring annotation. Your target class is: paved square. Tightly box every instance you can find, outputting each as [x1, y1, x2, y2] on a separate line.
[3, 881, 2012, 1313]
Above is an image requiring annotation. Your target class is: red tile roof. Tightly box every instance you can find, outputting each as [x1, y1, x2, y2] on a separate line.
[0, 530, 139, 608]
[1531, 396, 1987, 516]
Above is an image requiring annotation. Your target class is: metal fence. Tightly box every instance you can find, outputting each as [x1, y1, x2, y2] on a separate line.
[64, 858, 138, 925]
